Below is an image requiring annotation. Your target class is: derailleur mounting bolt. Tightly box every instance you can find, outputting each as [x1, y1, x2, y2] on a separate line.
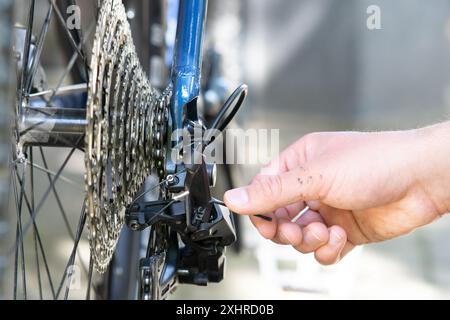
[130, 221, 140, 231]
[166, 174, 179, 186]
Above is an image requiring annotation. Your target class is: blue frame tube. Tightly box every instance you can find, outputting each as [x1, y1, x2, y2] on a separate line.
[170, 0, 208, 136]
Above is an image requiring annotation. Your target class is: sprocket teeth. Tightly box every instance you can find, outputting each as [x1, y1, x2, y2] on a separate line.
[85, 0, 171, 273]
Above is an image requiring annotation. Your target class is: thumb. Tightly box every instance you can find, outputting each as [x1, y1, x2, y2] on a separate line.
[224, 165, 327, 215]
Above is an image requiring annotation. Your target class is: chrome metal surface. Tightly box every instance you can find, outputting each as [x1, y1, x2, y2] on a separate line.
[19, 107, 86, 147]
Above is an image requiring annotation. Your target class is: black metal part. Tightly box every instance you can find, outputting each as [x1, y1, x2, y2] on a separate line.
[126, 200, 185, 232]
[100, 228, 141, 300]
[126, 141, 236, 288]
[178, 244, 226, 285]
[126, 197, 236, 287]
[208, 84, 247, 133]
[126, 200, 236, 245]
[191, 203, 236, 246]
[138, 228, 178, 300]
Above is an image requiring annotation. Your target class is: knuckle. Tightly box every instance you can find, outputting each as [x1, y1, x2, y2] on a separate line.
[302, 132, 324, 162]
[251, 174, 264, 185]
[303, 132, 320, 142]
[256, 175, 283, 201]
[303, 131, 318, 144]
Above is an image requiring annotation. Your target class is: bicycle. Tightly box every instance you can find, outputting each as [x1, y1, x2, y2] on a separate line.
[1, 0, 247, 300]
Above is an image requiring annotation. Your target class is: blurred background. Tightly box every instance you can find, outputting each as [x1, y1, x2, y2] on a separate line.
[2, 0, 450, 300]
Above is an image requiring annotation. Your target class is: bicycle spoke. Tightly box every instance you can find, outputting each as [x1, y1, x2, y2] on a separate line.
[18, 165, 27, 300]
[19, 0, 35, 100]
[39, 148, 75, 237]
[33, 230, 42, 299]
[26, 160, 82, 189]
[49, 51, 83, 102]
[8, 147, 78, 256]
[26, 5, 53, 93]
[29, 83, 87, 98]
[38, 147, 91, 276]
[86, 254, 94, 300]
[49, 0, 87, 70]
[56, 200, 87, 299]
[72, 0, 90, 83]
[48, 20, 95, 103]
[13, 164, 28, 299]
[55, 197, 99, 300]
[12, 170, 20, 300]
[14, 0, 36, 143]
[29, 148, 43, 299]
[23, 148, 77, 238]
[14, 166, 56, 299]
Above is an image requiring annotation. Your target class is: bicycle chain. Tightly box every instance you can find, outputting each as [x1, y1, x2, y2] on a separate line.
[85, 0, 171, 273]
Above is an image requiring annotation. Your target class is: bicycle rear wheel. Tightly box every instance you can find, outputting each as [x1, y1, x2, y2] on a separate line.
[1, 0, 103, 300]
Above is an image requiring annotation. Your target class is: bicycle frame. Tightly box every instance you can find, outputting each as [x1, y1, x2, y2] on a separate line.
[170, 0, 208, 141]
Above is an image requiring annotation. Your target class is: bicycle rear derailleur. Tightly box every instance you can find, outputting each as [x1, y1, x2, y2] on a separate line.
[126, 152, 236, 299]
[125, 85, 247, 300]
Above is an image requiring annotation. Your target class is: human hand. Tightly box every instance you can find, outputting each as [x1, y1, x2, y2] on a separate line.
[224, 124, 450, 265]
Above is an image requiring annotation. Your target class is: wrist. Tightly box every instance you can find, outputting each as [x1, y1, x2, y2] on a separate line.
[414, 122, 450, 215]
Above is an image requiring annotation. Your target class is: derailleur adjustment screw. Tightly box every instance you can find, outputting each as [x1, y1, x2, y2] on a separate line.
[166, 174, 179, 186]
[130, 221, 140, 231]
[198, 207, 207, 217]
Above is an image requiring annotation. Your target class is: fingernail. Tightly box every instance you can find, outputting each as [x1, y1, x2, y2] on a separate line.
[330, 230, 343, 245]
[304, 229, 323, 244]
[225, 188, 249, 208]
[279, 231, 290, 243]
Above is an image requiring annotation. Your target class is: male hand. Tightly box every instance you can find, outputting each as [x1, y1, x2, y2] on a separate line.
[224, 124, 450, 265]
